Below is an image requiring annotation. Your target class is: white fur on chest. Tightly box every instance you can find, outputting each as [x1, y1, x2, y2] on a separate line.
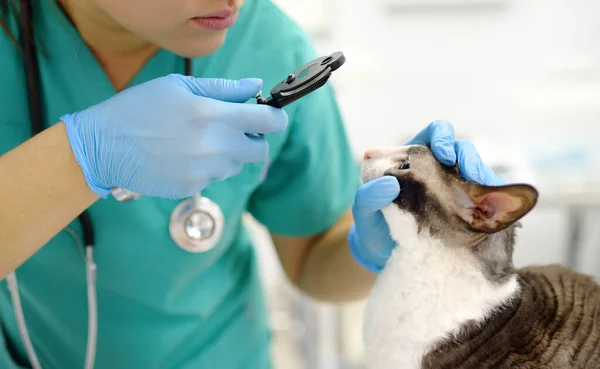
[363, 207, 519, 369]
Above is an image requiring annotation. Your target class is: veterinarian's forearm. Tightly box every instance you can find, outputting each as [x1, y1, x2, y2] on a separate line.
[298, 210, 377, 303]
[0, 122, 99, 279]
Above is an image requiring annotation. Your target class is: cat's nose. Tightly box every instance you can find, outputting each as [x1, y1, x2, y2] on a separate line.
[363, 146, 406, 160]
[363, 149, 377, 160]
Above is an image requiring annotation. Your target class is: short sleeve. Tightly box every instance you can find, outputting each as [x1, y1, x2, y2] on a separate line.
[247, 66, 361, 236]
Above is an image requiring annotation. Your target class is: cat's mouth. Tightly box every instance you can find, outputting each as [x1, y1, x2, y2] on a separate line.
[360, 147, 411, 184]
[380, 157, 422, 210]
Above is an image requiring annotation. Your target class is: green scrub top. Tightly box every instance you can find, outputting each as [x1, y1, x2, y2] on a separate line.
[0, 0, 360, 368]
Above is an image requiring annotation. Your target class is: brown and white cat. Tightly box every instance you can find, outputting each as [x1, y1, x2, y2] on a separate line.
[361, 144, 600, 369]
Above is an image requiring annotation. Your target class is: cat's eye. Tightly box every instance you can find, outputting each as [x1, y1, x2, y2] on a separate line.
[399, 160, 410, 170]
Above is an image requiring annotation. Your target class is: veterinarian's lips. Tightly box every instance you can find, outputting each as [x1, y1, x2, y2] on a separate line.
[190, 9, 239, 30]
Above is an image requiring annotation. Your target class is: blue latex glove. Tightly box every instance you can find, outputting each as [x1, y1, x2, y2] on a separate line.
[61, 74, 288, 199]
[348, 120, 505, 273]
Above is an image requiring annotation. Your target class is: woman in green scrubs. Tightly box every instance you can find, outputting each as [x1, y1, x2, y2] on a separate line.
[0, 0, 503, 368]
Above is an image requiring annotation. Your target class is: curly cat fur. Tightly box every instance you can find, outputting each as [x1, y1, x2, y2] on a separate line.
[361, 145, 600, 369]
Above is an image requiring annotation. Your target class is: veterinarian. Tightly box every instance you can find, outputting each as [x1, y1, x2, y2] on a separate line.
[0, 0, 503, 368]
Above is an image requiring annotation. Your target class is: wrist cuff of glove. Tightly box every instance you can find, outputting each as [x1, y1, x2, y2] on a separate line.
[61, 113, 112, 199]
[348, 226, 385, 274]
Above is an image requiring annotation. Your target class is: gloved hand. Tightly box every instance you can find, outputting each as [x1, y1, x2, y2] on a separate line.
[348, 120, 505, 273]
[61, 74, 288, 199]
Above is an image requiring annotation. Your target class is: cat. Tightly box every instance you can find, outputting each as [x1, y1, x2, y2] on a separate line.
[360, 144, 600, 369]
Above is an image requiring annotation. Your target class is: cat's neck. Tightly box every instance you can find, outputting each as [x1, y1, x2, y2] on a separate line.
[363, 208, 520, 369]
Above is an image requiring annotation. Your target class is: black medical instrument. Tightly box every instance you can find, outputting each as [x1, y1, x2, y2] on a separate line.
[243, 51, 345, 139]
[254, 51, 346, 109]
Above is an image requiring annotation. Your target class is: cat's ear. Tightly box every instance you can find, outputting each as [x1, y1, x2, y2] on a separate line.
[455, 183, 538, 233]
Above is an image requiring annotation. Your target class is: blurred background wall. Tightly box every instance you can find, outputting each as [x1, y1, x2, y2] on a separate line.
[246, 0, 600, 367]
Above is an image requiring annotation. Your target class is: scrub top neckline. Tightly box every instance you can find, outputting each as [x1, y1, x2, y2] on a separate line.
[41, 0, 185, 95]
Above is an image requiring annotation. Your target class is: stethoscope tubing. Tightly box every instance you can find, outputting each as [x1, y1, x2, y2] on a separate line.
[11, 1, 192, 367]
[6, 227, 97, 369]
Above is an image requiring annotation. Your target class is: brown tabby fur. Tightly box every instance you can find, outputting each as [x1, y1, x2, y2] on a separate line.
[423, 264, 600, 369]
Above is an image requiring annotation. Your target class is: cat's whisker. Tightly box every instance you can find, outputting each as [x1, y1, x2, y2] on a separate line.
[361, 144, 600, 369]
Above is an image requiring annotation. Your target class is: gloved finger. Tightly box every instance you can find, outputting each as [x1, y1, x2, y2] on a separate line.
[227, 133, 270, 163]
[405, 120, 457, 167]
[212, 160, 244, 181]
[178, 76, 263, 103]
[196, 123, 269, 163]
[352, 176, 400, 216]
[227, 160, 244, 178]
[353, 210, 398, 261]
[455, 140, 505, 186]
[355, 207, 395, 238]
[189, 156, 245, 182]
[348, 226, 389, 273]
[181, 178, 211, 199]
[222, 103, 289, 135]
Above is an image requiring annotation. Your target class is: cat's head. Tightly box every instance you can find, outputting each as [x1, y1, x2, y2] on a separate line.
[361, 144, 538, 282]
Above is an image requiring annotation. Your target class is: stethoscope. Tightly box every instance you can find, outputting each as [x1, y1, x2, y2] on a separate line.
[8, 5, 225, 366]
[110, 180, 225, 253]
[7, 1, 98, 369]
[8, 1, 345, 366]
[8, 1, 225, 365]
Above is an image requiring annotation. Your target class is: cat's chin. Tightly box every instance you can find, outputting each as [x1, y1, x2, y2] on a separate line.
[360, 168, 385, 184]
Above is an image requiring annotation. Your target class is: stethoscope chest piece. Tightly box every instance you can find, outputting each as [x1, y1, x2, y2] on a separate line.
[169, 193, 224, 253]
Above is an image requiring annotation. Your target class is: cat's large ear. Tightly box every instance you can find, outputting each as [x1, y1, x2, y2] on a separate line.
[455, 183, 538, 233]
